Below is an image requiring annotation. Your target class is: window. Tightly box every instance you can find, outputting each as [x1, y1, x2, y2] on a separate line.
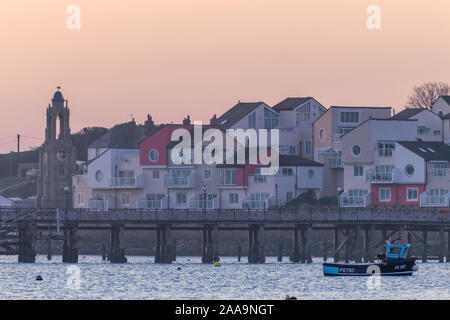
[95, 148, 101, 157]
[282, 168, 293, 176]
[351, 144, 361, 157]
[229, 193, 239, 205]
[149, 149, 159, 162]
[146, 193, 165, 201]
[377, 141, 395, 157]
[417, 126, 430, 136]
[218, 168, 237, 186]
[58, 167, 65, 177]
[296, 102, 311, 125]
[432, 163, 447, 177]
[152, 169, 160, 179]
[304, 140, 312, 157]
[379, 188, 391, 202]
[349, 189, 368, 197]
[289, 146, 296, 155]
[119, 170, 134, 178]
[375, 165, 394, 181]
[340, 111, 359, 123]
[203, 169, 212, 180]
[319, 129, 326, 142]
[121, 192, 131, 206]
[407, 188, 418, 202]
[248, 112, 256, 129]
[57, 150, 66, 160]
[77, 192, 85, 205]
[264, 109, 278, 130]
[249, 193, 270, 209]
[254, 168, 267, 183]
[353, 166, 363, 177]
[307, 169, 314, 179]
[95, 170, 104, 182]
[176, 193, 187, 205]
[340, 127, 353, 135]
[405, 164, 414, 177]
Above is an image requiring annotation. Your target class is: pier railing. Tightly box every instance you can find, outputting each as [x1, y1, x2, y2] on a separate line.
[0, 207, 448, 224]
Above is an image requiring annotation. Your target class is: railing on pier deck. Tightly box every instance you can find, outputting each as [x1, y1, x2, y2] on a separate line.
[0, 207, 448, 225]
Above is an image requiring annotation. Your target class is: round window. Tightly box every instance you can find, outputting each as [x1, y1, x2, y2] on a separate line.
[95, 170, 104, 182]
[405, 164, 414, 176]
[307, 169, 314, 178]
[352, 144, 361, 157]
[149, 149, 159, 162]
[319, 129, 326, 142]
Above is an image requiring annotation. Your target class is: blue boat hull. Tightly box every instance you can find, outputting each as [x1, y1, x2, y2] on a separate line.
[323, 258, 417, 276]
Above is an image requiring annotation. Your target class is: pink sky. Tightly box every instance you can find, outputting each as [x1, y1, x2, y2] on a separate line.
[1, 0, 449, 153]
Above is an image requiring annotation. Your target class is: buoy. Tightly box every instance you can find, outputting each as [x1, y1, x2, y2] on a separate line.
[36, 275, 43, 281]
[214, 261, 221, 267]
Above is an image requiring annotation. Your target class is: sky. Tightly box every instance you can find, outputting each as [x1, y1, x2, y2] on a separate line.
[0, 0, 450, 153]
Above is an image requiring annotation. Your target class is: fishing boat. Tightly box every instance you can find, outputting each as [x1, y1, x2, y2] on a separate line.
[323, 243, 418, 276]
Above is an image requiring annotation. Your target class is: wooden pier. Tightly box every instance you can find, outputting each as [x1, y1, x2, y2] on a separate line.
[0, 207, 449, 264]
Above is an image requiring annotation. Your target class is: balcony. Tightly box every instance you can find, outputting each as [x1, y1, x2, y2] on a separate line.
[365, 168, 400, 184]
[164, 172, 195, 188]
[242, 196, 272, 210]
[189, 196, 219, 209]
[88, 197, 115, 210]
[419, 192, 450, 207]
[109, 174, 144, 188]
[328, 157, 343, 168]
[138, 197, 167, 210]
[340, 192, 371, 208]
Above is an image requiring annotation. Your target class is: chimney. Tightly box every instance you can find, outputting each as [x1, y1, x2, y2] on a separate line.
[210, 114, 217, 125]
[144, 114, 155, 136]
[183, 115, 191, 125]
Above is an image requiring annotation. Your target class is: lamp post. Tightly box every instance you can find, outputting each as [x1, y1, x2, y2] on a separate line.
[275, 184, 278, 208]
[337, 187, 343, 218]
[202, 185, 207, 213]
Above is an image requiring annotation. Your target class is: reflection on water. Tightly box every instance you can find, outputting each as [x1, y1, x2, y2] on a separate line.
[0, 255, 448, 300]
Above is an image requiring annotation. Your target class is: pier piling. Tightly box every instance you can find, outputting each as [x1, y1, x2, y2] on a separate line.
[248, 224, 265, 263]
[439, 226, 445, 263]
[110, 224, 127, 263]
[18, 222, 35, 263]
[292, 227, 300, 263]
[422, 231, 428, 263]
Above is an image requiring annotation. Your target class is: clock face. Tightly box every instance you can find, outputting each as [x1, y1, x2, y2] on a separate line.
[57, 150, 66, 160]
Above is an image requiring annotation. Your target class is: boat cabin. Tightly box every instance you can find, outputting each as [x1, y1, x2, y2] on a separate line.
[385, 244, 409, 259]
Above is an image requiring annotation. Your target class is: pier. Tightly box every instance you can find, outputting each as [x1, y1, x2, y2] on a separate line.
[0, 207, 449, 264]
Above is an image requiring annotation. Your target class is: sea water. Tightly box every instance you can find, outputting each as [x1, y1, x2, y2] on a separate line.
[0, 255, 448, 300]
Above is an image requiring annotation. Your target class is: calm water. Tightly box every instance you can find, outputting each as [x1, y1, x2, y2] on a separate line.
[0, 255, 448, 300]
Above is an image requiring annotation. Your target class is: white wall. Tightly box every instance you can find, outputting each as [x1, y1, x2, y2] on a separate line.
[431, 97, 450, 117]
[393, 144, 425, 184]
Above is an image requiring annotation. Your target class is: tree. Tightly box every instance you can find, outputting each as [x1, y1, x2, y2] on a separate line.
[406, 82, 450, 110]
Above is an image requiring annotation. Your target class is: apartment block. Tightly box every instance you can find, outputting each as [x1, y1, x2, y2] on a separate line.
[313, 106, 391, 196]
